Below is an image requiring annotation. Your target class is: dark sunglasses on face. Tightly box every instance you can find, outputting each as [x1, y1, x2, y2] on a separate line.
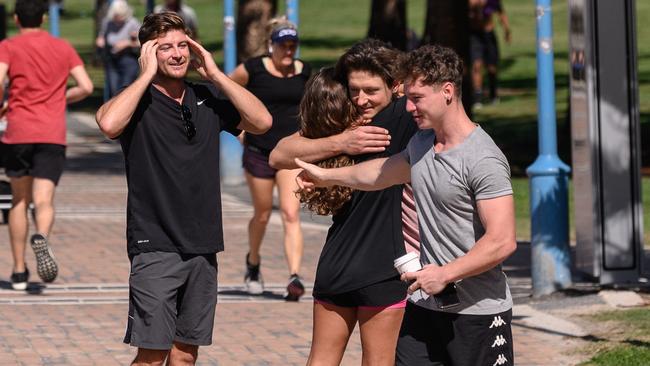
[181, 105, 196, 141]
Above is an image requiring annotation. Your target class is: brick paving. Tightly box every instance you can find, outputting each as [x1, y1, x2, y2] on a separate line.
[0, 113, 587, 365]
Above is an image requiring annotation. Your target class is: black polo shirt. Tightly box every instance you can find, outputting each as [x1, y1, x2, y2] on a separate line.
[119, 81, 241, 257]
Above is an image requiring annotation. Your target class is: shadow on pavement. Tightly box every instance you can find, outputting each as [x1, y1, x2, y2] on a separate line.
[0, 280, 45, 294]
[218, 289, 286, 300]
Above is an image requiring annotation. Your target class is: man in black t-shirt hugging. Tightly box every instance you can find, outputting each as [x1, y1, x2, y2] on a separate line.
[95, 12, 271, 365]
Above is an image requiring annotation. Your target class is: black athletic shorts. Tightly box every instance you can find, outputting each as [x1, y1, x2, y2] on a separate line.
[396, 301, 513, 366]
[313, 276, 408, 308]
[242, 144, 277, 179]
[3, 143, 66, 185]
[470, 30, 499, 66]
[124, 251, 219, 350]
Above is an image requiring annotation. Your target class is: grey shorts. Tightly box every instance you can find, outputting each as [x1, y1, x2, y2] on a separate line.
[124, 251, 218, 350]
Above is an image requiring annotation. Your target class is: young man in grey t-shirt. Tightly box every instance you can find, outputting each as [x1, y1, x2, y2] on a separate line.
[294, 45, 516, 366]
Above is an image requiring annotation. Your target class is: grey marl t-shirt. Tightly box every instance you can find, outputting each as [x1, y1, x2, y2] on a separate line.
[405, 126, 513, 315]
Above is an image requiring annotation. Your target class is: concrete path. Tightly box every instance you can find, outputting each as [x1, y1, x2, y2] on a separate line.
[0, 112, 613, 365]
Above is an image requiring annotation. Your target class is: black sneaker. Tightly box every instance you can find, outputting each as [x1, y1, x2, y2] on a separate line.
[244, 253, 264, 295]
[10, 267, 29, 290]
[284, 274, 305, 302]
[30, 234, 58, 283]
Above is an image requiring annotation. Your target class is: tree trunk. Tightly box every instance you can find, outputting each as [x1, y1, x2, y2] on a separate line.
[367, 0, 407, 51]
[236, 0, 277, 63]
[421, 0, 473, 116]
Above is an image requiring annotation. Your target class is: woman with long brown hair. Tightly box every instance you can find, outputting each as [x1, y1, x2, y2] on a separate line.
[296, 67, 359, 216]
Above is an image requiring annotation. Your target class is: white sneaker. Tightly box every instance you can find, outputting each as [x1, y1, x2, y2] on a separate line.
[244, 254, 264, 295]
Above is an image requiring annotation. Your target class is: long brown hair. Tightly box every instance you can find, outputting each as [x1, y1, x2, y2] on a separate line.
[297, 67, 360, 216]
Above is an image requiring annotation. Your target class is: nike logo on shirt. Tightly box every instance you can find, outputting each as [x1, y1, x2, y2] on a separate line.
[197, 99, 208, 105]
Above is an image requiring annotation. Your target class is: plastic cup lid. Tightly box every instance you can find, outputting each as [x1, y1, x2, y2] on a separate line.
[393, 251, 419, 267]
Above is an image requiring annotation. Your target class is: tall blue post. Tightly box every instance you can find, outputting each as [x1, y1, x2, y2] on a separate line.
[526, 0, 572, 297]
[221, 0, 244, 185]
[286, 0, 299, 57]
[48, 1, 60, 37]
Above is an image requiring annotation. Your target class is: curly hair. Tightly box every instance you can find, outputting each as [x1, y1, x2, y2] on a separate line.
[396, 44, 464, 96]
[297, 67, 360, 216]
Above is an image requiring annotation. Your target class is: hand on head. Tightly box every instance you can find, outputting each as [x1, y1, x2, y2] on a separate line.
[186, 36, 220, 80]
[139, 40, 159, 79]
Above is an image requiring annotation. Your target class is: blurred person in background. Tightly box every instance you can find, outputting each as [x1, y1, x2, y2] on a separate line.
[96, 0, 140, 100]
[0, 0, 93, 290]
[230, 17, 311, 301]
[469, 0, 511, 108]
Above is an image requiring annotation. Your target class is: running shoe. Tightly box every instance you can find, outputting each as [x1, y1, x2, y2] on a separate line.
[284, 274, 305, 302]
[30, 234, 58, 283]
[10, 267, 29, 290]
[244, 253, 264, 295]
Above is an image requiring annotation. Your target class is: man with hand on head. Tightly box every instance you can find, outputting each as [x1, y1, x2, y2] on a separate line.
[295, 45, 516, 366]
[95, 12, 271, 366]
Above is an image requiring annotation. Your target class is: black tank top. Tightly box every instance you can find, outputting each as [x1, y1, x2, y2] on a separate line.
[243, 56, 311, 152]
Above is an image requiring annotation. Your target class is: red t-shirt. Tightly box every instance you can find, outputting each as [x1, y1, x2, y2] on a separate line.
[0, 30, 83, 145]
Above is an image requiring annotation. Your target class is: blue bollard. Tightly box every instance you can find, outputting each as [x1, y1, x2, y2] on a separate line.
[286, 0, 299, 57]
[526, 0, 572, 297]
[48, 2, 60, 37]
[220, 0, 244, 185]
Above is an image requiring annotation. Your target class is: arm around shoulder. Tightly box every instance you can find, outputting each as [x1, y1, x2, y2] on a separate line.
[269, 132, 344, 170]
[269, 125, 391, 170]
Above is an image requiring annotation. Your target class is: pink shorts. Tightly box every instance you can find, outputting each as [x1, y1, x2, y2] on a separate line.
[314, 298, 407, 310]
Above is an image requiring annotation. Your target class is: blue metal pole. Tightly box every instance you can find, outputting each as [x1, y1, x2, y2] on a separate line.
[48, 2, 60, 37]
[286, 0, 299, 57]
[526, 0, 572, 297]
[220, 0, 244, 185]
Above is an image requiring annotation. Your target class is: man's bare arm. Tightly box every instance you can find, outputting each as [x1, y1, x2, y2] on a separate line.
[96, 40, 159, 139]
[269, 126, 392, 170]
[0, 62, 9, 118]
[295, 150, 411, 191]
[66, 65, 94, 104]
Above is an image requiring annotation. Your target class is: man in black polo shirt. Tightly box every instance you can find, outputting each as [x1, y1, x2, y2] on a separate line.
[95, 12, 271, 365]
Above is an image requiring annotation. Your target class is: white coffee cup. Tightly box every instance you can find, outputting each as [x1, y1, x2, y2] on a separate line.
[393, 252, 422, 274]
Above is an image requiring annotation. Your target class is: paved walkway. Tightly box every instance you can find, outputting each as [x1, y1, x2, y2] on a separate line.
[0, 112, 616, 365]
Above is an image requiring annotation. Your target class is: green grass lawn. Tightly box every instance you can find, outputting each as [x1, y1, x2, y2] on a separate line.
[3, 0, 647, 243]
[578, 307, 650, 366]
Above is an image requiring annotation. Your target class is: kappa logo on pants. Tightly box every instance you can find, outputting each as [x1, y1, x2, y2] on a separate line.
[491, 334, 507, 347]
[489, 315, 506, 328]
[492, 354, 509, 365]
